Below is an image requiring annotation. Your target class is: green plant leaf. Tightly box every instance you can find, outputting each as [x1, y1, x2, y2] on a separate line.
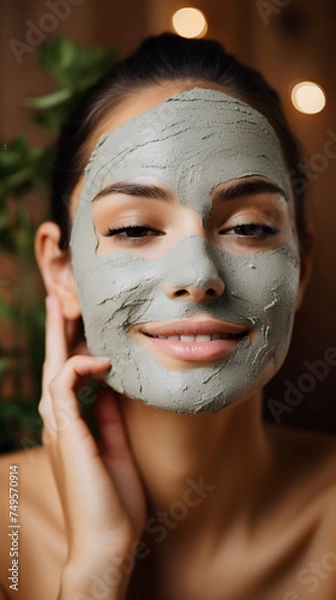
[38, 37, 79, 82]
[32, 104, 71, 131]
[22, 38, 118, 131]
[24, 87, 72, 109]
[38, 38, 117, 89]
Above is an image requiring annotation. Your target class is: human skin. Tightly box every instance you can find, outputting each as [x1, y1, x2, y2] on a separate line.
[70, 87, 301, 414]
[7, 81, 336, 600]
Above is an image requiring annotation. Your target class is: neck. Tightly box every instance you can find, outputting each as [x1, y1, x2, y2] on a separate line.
[119, 392, 272, 540]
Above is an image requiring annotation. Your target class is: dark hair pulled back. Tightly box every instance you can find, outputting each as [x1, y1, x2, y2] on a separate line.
[51, 32, 308, 251]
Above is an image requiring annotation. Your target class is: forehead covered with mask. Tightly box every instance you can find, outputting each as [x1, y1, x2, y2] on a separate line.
[70, 87, 300, 414]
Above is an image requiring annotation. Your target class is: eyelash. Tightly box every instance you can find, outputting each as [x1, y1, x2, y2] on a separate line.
[102, 222, 279, 243]
[103, 224, 161, 240]
[220, 223, 279, 239]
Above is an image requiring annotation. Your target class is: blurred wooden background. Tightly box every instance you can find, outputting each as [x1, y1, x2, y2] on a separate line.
[0, 0, 335, 434]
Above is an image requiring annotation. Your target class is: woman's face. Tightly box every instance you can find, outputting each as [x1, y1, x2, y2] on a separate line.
[70, 83, 301, 414]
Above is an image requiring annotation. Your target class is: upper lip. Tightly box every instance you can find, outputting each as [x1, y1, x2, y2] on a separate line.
[137, 318, 250, 338]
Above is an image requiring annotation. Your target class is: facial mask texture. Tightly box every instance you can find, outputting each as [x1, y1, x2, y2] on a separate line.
[70, 88, 300, 414]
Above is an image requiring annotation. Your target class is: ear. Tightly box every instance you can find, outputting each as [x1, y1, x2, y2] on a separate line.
[295, 231, 315, 312]
[35, 221, 81, 320]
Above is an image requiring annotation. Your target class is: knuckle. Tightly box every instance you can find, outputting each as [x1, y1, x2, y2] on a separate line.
[38, 395, 50, 420]
[67, 354, 81, 364]
[37, 401, 45, 420]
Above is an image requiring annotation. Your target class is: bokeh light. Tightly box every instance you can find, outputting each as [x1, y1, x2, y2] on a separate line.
[172, 7, 208, 39]
[291, 81, 326, 114]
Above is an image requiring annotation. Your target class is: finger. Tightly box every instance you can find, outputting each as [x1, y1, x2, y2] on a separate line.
[43, 295, 68, 388]
[49, 355, 111, 433]
[39, 295, 73, 437]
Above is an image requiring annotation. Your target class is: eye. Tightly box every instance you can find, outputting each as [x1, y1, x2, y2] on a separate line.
[102, 224, 163, 241]
[220, 223, 278, 239]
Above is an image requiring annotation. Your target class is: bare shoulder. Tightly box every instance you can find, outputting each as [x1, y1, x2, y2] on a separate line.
[0, 447, 66, 600]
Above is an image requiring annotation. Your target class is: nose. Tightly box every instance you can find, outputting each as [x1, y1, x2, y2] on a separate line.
[165, 279, 224, 302]
[164, 237, 225, 303]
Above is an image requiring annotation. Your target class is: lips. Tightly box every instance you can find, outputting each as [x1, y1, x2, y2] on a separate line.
[139, 318, 248, 338]
[134, 319, 250, 363]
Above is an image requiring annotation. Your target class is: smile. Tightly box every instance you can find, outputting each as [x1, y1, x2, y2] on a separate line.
[134, 319, 250, 362]
[145, 332, 246, 342]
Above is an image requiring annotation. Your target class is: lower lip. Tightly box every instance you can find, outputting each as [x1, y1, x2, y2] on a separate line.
[141, 334, 247, 362]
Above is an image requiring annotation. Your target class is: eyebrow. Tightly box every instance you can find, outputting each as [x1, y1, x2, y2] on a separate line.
[93, 178, 287, 203]
[93, 183, 172, 201]
[212, 179, 287, 202]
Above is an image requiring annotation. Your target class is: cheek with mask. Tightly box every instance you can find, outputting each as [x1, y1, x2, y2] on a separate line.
[70, 88, 300, 414]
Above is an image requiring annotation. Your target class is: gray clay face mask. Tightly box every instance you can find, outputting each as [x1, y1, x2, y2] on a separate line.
[70, 88, 300, 414]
